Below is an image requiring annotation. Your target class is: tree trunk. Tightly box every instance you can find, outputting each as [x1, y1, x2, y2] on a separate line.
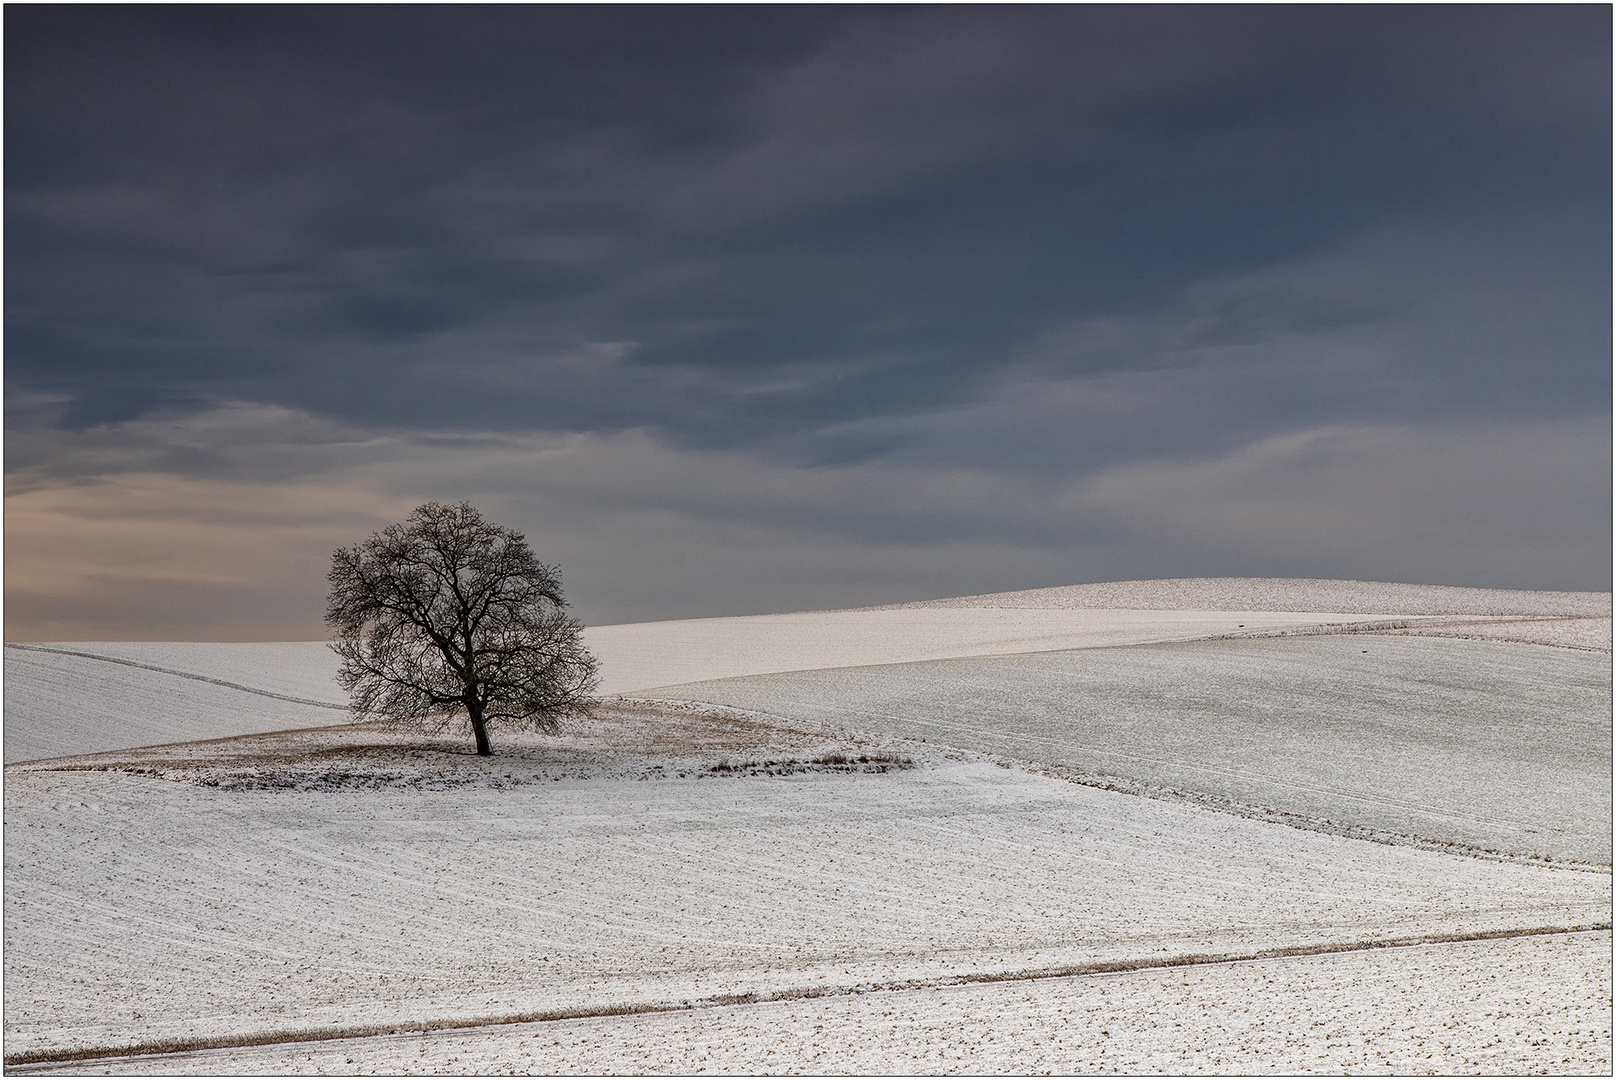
[467, 699, 492, 756]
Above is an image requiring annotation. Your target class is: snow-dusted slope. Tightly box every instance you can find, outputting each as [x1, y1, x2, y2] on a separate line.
[0, 608, 1509, 762]
[10, 641, 342, 702]
[84, 931, 1610, 1075]
[652, 634, 1613, 864]
[871, 577, 1612, 616]
[5, 578, 1607, 760]
[2, 645, 347, 763]
[583, 607, 1407, 695]
[589, 577, 1610, 694]
[5, 576, 1611, 1071]
[5, 757, 1607, 1058]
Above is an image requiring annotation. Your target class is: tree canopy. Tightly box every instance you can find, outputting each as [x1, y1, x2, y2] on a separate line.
[325, 501, 598, 755]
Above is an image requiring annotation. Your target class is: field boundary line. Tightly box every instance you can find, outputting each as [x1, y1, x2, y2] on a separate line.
[2, 644, 348, 710]
[1210, 614, 1612, 651]
[1029, 763, 1615, 873]
[7, 922, 1609, 1069]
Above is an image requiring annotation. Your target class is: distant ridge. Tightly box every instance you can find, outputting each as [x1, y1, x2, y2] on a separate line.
[864, 577, 1611, 617]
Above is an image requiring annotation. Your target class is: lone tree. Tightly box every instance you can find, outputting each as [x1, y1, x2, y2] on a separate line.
[325, 501, 599, 756]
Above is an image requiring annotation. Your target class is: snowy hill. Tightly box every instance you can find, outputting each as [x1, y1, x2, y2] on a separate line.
[5, 577, 1608, 762]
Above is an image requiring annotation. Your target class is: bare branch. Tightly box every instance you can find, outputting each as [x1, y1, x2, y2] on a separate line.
[325, 501, 599, 755]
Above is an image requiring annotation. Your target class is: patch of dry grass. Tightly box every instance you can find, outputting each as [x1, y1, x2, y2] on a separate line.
[12, 699, 921, 792]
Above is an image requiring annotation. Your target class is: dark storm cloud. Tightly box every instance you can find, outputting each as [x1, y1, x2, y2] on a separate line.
[9, 6, 1607, 450]
[5, 6, 1610, 635]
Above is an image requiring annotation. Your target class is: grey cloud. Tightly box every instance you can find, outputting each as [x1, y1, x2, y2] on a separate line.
[5, 400, 389, 492]
[12, 7, 1606, 433]
[8, 396, 1606, 639]
[1076, 419, 1612, 592]
[5, 7, 1609, 634]
[763, 212, 1608, 479]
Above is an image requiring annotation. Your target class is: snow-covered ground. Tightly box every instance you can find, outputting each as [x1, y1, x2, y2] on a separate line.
[3, 645, 348, 763]
[4, 578, 1610, 1072]
[1368, 615, 1613, 651]
[5, 712, 1609, 1062]
[583, 607, 1432, 694]
[32, 930, 1608, 1075]
[10, 576, 1608, 762]
[872, 576, 1612, 616]
[8, 642, 344, 703]
[591, 574, 1612, 694]
[652, 634, 1613, 864]
[4, 607, 1409, 763]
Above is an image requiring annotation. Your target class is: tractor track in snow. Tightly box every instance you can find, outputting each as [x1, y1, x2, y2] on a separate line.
[6, 923, 1610, 1071]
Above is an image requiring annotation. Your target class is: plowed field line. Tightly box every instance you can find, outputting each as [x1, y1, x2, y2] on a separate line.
[6, 922, 1609, 1070]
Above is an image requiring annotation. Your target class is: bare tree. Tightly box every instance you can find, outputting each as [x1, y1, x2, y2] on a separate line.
[325, 501, 599, 756]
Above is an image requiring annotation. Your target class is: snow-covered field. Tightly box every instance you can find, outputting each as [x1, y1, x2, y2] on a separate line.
[4, 578, 1611, 1072]
[6, 720, 1609, 1062]
[7, 577, 1608, 763]
[652, 634, 1613, 864]
[2, 607, 1394, 762]
[35, 930, 1608, 1075]
[872, 576, 1612, 616]
[3, 645, 348, 763]
[583, 607, 1430, 694]
[8, 642, 345, 703]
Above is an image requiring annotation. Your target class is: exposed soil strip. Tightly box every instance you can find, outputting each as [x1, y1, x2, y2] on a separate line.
[7, 923, 1608, 1070]
[3, 644, 348, 710]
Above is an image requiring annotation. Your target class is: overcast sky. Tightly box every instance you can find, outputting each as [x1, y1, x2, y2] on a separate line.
[6, 6, 1611, 639]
